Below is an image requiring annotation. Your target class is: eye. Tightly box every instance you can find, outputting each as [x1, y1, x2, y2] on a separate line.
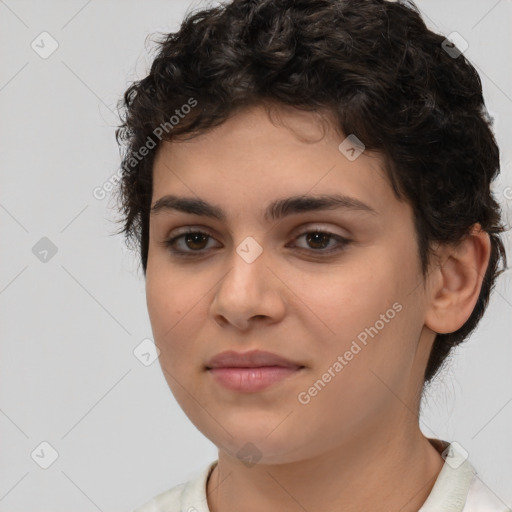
[288, 229, 351, 254]
[163, 229, 219, 256]
[162, 228, 352, 258]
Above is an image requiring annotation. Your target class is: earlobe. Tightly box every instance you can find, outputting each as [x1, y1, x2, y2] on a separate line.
[424, 224, 491, 335]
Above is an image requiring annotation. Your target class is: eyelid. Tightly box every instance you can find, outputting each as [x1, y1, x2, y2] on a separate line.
[166, 223, 348, 241]
[164, 223, 349, 243]
[162, 223, 352, 258]
[164, 226, 220, 244]
[288, 223, 348, 239]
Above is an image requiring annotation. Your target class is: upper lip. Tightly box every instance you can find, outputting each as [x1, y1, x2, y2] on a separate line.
[206, 350, 303, 369]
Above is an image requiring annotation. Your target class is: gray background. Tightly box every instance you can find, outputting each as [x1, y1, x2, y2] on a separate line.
[1, 0, 511, 510]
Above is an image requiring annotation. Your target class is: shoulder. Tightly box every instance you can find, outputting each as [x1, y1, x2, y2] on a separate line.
[132, 460, 218, 512]
[420, 441, 511, 512]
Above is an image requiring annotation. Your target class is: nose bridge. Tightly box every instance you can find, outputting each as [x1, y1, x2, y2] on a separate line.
[211, 234, 281, 327]
[222, 235, 267, 298]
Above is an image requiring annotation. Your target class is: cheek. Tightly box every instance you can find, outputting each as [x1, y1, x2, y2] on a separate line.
[298, 264, 394, 341]
[145, 269, 211, 365]
[302, 258, 417, 375]
[146, 263, 195, 329]
[145, 274, 204, 400]
[146, 274, 183, 351]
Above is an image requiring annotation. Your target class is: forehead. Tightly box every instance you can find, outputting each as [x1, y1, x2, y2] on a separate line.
[151, 104, 399, 221]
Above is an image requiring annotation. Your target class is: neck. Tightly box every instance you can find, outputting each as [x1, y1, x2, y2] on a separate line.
[206, 417, 444, 512]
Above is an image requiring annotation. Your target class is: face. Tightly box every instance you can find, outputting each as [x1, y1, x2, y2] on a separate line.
[146, 103, 435, 464]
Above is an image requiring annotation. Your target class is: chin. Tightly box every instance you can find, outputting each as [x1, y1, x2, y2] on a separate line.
[204, 427, 307, 466]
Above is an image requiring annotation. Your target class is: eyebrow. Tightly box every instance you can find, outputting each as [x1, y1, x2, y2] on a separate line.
[150, 193, 378, 222]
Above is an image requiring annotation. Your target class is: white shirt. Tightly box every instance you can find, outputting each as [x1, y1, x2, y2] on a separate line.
[133, 441, 510, 512]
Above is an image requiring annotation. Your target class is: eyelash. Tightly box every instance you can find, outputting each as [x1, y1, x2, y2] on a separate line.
[162, 228, 352, 258]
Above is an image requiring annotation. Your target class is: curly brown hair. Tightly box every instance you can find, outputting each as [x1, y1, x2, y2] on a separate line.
[114, 0, 508, 384]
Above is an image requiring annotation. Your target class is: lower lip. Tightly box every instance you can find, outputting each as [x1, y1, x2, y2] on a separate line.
[207, 366, 303, 392]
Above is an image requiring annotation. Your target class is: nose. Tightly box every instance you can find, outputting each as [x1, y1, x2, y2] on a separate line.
[210, 242, 286, 331]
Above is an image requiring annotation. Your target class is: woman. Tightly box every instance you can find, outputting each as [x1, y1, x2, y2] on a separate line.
[114, 0, 510, 510]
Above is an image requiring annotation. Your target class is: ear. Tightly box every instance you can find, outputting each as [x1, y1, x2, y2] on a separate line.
[424, 223, 491, 335]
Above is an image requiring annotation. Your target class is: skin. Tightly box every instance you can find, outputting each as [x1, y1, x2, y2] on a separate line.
[145, 102, 491, 512]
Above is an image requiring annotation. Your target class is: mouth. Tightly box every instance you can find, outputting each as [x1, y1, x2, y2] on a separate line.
[205, 350, 306, 393]
[207, 365, 305, 392]
[206, 349, 303, 370]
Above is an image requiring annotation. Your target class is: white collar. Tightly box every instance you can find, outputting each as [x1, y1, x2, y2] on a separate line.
[135, 440, 510, 511]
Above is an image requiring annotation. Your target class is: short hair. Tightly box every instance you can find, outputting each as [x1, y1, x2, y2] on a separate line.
[114, 0, 508, 384]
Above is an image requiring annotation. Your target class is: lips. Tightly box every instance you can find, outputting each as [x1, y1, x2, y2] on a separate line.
[205, 350, 305, 393]
[205, 349, 304, 370]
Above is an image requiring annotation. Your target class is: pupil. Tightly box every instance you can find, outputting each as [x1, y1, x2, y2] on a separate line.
[186, 233, 207, 250]
[308, 232, 329, 249]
